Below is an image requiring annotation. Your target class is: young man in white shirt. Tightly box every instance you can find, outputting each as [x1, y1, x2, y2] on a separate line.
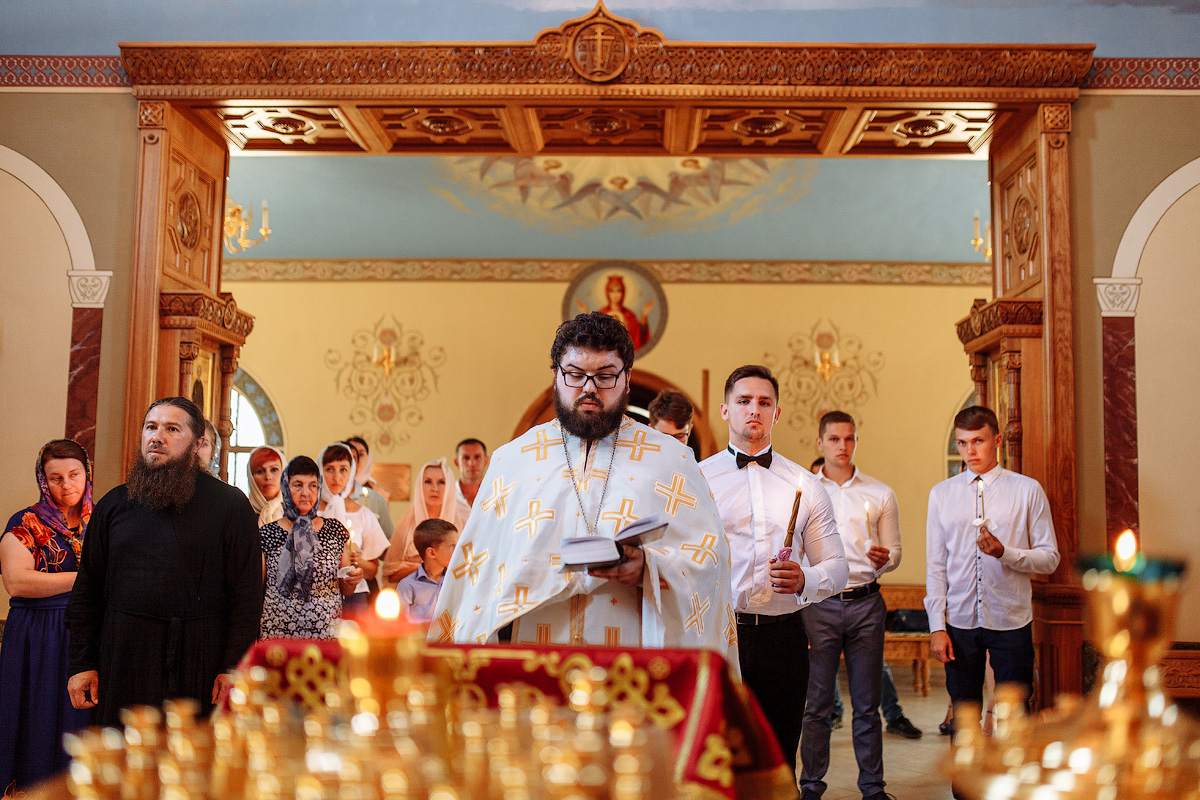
[701, 365, 847, 778]
[925, 405, 1059, 724]
[799, 412, 900, 800]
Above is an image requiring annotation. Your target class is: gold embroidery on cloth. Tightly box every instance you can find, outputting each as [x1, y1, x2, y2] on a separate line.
[696, 733, 734, 788]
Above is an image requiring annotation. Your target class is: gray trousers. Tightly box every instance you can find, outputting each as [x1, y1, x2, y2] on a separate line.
[799, 591, 886, 797]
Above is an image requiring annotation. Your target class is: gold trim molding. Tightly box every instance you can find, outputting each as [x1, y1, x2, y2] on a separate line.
[222, 258, 990, 286]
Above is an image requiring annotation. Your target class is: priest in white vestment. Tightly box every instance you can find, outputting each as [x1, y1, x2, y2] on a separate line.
[432, 312, 737, 665]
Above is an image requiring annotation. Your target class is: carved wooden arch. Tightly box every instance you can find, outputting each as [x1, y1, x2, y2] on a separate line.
[513, 369, 717, 460]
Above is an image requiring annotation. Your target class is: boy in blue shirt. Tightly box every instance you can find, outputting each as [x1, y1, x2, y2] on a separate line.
[397, 518, 459, 623]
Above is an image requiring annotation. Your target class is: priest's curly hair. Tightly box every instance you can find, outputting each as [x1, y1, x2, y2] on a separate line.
[549, 311, 635, 373]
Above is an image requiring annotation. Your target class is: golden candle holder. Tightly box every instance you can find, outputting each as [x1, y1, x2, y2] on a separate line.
[946, 532, 1200, 800]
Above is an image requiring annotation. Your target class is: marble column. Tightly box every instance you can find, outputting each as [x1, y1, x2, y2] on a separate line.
[1095, 277, 1142, 551]
[66, 270, 112, 458]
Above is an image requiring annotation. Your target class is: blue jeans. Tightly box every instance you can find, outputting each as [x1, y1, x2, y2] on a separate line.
[830, 660, 904, 723]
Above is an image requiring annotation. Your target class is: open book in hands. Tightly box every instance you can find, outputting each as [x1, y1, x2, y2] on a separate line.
[560, 513, 669, 572]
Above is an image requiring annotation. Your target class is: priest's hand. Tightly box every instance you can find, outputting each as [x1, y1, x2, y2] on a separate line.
[867, 545, 890, 570]
[589, 543, 645, 586]
[212, 673, 234, 706]
[768, 558, 803, 594]
[68, 670, 99, 709]
[977, 528, 1005, 559]
[932, 630, 955, 663]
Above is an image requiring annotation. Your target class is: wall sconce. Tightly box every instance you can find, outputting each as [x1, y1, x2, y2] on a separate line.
[224, 197, 270, 254]
[814, 330, 840, 382]
[971, 210, 992, 261]
[373, 344, 396, 376]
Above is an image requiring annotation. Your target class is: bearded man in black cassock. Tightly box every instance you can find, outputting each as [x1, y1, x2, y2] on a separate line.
[66, 397, 263, 725]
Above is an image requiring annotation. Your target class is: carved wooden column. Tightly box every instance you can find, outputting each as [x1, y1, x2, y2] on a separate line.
[218, 348, 240, 481]
[1094, 278, 1142, 546]
[123, 97, 235, 468]
[978, 100, 1083, 707]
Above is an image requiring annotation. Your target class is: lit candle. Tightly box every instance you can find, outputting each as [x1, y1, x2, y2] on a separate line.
[1113, 529, 1138, 573]
[975, 479, 985, 524]
[261, 199, 268, 230]
[973, 211, 981, 239]
[863, 500, 874, 547]
[339, 589, 425, 713]
[778, 475, 803, 562]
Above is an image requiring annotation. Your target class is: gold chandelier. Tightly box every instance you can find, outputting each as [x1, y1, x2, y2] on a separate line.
[223, 197, 270, 254]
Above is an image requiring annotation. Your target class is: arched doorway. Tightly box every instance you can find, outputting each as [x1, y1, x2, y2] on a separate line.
[512, 368, 718, 460]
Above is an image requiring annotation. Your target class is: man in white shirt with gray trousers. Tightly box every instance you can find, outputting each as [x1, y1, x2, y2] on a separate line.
[800, 411, 902, 800]
[925, 405, 1059, 728]
[701, 365, 847, 784]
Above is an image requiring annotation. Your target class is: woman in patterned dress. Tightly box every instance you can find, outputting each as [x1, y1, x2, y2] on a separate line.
[0, 440, 93, 793]
[259, 456, 362, 639]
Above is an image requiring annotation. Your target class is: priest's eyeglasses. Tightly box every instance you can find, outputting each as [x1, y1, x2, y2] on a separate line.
[558, 369, 622, 389]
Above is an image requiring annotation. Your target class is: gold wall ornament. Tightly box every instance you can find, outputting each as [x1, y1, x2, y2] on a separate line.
[324, 316, 445, 452]
[222, 196, 270, 254]
[766, 321, 884, 431]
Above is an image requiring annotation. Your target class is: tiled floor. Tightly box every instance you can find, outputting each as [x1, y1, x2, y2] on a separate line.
[791, 660, 957, 800]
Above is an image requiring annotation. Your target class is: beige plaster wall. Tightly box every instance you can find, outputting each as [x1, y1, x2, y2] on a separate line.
[1071, 93, 1200, 564]
[227, 278, 983, 587]
[0, 91, 140, 495]
[1134, 184, 1200, 640]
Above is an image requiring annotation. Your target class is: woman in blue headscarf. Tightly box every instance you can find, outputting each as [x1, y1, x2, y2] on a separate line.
[258, 456, 360, 640]
[0, 439, 93, 793]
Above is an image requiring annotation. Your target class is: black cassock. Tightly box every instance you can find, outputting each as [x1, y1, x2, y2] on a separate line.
[66, 472, 263, 725]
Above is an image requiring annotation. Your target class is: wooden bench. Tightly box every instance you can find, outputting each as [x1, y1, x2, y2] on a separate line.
[880, 584, 932, 697]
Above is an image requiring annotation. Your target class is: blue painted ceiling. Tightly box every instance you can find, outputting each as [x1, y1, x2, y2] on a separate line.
[225, 155, 992, 262]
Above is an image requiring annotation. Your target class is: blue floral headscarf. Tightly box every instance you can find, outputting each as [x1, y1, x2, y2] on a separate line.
[276, 458, 323, 601]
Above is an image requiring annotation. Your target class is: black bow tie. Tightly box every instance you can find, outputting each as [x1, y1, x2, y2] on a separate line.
[731, 447, 772, 470]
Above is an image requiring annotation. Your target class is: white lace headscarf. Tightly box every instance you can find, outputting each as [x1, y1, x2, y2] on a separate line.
[317, 442, 357, 526]
[246, 445, 286, 525]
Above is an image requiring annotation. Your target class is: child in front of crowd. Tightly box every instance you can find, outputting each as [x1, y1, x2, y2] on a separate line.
[397, 518, 459, 623]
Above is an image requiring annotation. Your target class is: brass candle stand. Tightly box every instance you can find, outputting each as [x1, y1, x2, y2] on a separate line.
[946, 537, 1200, 800]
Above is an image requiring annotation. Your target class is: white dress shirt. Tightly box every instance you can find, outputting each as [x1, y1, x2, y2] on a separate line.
[454, 480, 474, 525]
[701, 446, 847, 615]
[924, 464, 1060, 633]
[816, 466, 901, 589]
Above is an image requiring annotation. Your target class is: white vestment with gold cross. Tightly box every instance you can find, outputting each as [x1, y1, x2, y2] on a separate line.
[431, 417, 738, 667]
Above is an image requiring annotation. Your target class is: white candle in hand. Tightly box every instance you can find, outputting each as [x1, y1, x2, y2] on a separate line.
[863, 500, 873, 547]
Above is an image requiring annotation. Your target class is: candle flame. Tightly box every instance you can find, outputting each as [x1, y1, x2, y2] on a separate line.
[375, 588, 401, 620]
[864, 500, 870, 513]
[1114, 529, 1138, 572]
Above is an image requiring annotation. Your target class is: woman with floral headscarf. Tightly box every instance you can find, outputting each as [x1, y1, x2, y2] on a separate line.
[0, 440, 93, 793]
[382, 457, 465, 587]
[258, 456, 359, 640]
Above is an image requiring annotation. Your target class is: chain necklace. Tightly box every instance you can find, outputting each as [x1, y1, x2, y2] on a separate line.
[562, 429, 619, 537]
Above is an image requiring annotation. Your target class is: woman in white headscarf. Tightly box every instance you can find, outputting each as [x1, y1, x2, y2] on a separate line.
[382, 457, 464, 587]
[246, 446, 286, 526]
[317, 442, 389, 613]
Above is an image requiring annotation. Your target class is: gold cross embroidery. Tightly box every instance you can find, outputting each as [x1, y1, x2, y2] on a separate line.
[605, 627, 621, 648]
[685, 593, 711, 636]
[600, 497, 639, 536]
[616, 429, 661, 461]
[495, 563, 507, 596]
[724, 605, 738, 647]
[681, 534, 719, 566]
[516, 499, 555, 540]
[451, 543, 489, 586]
[433, 611, 461, 644]
[479, 477, 515, 520]
[561, 465, 608, 492]
[654, 473, 698, 517]
[535, 623, 552, 645]
[549, 553, 562, 567]
[498, 585, 533, 617]
[520, 429, 564, 461]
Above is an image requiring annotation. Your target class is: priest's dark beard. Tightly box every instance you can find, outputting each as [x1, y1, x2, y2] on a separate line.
[554, 388, 627, 441]
[126, 452, 199, 512]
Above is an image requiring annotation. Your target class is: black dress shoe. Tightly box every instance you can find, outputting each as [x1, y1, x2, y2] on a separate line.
[886, 716, 923, 739]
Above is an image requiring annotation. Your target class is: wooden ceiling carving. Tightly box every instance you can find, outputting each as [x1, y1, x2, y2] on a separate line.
[120, 2, 1093, 158]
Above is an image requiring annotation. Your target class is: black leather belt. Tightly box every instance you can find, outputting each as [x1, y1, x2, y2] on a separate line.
[836, 581, 880, 601]
[735, 609, 801, 626]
